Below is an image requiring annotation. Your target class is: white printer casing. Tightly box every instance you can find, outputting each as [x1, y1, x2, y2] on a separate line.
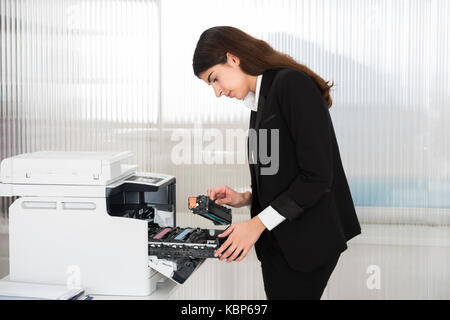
[0, 151, 189, 296]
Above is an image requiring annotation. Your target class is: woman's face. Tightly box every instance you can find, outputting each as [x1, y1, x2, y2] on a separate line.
[199, 53, 252, 100]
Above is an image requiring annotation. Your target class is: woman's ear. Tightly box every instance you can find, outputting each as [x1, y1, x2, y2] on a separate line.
[226, 52, 240, 66]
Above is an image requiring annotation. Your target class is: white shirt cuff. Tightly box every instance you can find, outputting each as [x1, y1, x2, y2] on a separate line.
[257, 205, 286, 231]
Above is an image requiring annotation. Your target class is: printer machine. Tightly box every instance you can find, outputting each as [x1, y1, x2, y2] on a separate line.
[0, 151, 231, 296]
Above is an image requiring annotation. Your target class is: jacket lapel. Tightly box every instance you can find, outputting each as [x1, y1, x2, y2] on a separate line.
[249, 69, 281, 199]
[254, 69, 280, 131]
[254, 95, 266, 131]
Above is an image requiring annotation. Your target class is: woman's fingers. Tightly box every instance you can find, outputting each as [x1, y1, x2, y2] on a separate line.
[218, 224, 235, 238]
[215, 196, 231, 205]
[227, 246, 244, 262]
[215, 239, 232, 258]
[214, 221, 255, 263]
[220, 244, 237, 261]
[208, 185, 228, 200]
[214, 227, 235, 257]
[235, 247, 250, 262]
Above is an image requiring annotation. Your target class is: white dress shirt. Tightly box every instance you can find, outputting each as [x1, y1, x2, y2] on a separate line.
[243, 74, 286, 231]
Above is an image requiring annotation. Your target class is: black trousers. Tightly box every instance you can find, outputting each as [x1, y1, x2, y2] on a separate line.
[258, 231, 340, 300]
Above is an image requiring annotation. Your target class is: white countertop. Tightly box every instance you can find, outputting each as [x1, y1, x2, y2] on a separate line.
[1, 275, 180, 300]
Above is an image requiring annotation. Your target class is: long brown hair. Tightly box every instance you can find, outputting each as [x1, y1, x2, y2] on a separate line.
[193, 26, 334, 109]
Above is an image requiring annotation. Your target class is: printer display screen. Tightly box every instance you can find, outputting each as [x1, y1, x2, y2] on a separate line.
[126, 176, 164, 185]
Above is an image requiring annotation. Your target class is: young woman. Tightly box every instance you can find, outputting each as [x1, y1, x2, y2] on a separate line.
[192, 26, 361, 300]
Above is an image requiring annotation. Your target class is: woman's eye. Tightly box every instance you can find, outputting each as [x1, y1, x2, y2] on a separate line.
[213, 78, 218, 83]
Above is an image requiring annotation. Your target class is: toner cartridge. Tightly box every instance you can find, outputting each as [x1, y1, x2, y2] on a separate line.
[188, 195, 232, 225]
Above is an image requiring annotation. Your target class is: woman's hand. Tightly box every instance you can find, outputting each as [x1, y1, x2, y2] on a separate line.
[214, 216, 266, 262]
[207, 185, 251, 208]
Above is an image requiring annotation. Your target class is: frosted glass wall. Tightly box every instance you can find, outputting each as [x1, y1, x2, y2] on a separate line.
[0, 0, 161, 224]
[160, 0, 450, 218]
[1, 0, 450, 299]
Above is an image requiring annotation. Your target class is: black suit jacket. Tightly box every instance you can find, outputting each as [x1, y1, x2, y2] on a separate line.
[248, 68, 361, 272]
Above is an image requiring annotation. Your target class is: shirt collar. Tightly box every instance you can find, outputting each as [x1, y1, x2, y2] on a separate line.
[243, 74, 263, 112]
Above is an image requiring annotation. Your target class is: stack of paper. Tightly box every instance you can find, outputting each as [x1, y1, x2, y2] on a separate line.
[0, 280, 85, 300]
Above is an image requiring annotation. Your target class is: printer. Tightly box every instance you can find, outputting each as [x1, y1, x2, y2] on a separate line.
[0, 151, 218, 296]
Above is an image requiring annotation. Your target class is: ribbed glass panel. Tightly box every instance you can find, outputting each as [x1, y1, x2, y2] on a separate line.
[0, 0, 160, 223]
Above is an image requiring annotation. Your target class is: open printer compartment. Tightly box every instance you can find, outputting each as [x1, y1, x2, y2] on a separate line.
[106, 173, 177, 228]
[106, 174, 220, 285]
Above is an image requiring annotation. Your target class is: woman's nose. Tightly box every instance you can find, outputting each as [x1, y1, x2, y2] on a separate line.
[213, 85, 222, 98]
